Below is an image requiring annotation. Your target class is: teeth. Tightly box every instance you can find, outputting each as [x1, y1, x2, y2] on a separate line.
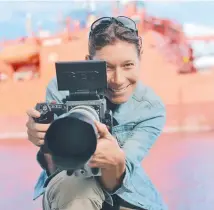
[111, 87, 127, 92]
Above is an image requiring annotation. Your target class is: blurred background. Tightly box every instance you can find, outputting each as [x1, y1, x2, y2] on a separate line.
[0, 1, 214, 210]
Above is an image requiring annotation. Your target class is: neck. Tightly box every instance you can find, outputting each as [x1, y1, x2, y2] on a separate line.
[106, 98, 119, 112]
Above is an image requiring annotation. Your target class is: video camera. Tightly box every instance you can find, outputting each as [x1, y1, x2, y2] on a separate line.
[34, 60, 113, 177]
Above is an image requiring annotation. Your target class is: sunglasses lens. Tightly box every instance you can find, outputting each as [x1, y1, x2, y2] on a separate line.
[91, 17, 112, 33]
[90, 16, 138, 36]
[117, 16, 137, 31]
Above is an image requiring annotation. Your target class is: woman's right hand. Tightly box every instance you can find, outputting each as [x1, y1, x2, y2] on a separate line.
[26, 108, 50, 147]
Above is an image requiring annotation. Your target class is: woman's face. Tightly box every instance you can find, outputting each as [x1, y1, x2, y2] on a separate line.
[92, 40, 141, 104]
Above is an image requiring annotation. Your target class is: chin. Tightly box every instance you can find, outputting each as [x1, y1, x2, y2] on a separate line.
[106, 84, 136, 104]
[109, 96, 130, 104]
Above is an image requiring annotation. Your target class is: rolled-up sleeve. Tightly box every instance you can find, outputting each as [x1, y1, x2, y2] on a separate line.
[112, 102, 166, 195]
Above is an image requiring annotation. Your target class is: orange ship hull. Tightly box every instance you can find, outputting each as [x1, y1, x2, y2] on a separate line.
[0, 29, 214, 137]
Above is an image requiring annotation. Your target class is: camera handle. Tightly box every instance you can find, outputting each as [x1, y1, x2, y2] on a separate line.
[34, 103, 55, 124]
[34, 103, 55, 153]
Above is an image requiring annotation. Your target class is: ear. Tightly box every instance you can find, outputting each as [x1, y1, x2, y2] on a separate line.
[85, 55, 92, 60]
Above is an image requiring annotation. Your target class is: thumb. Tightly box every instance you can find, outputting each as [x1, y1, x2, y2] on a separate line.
[26, 108, 41, 118]
[94, 120, 110, 137]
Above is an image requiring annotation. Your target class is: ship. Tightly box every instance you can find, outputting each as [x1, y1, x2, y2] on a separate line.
[1, 2, 214, 210]
[0, 1, 214, 138]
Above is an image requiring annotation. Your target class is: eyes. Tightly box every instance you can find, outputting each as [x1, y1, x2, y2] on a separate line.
[124, 63, 134, 68]
[107, 63, 134, 71]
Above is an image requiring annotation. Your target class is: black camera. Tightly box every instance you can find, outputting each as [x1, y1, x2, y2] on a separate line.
[34, 60, 113, 177]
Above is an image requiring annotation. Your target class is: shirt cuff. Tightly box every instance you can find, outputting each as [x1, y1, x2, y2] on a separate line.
[109, 158, 132, 195]
[36, 149, 51, 175]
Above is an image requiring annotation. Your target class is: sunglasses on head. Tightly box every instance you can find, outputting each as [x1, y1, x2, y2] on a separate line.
[89, 16, 138, 36]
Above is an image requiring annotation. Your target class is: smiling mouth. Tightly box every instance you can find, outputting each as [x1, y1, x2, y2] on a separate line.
[108, 84, 130, 93]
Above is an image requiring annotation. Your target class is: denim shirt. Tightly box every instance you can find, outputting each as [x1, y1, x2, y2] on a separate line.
[33, 78, 167, 210]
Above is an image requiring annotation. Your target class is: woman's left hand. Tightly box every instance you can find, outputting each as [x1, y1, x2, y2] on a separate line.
[88, 121, 125, 169]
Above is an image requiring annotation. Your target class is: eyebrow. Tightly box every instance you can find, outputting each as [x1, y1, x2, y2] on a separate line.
[105, 60, 135, 67]
[106, 60, 134, 64]
[122, 60, 135, 64]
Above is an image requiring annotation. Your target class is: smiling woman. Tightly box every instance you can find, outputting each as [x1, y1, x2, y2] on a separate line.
[94, 41, 140, 104]
[88, 17, 142, 104]
[26, 16, 167, 210]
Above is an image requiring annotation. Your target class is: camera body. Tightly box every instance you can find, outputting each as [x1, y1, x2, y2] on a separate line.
[35, 60, 113, 177]
[35, 96, 113, 131]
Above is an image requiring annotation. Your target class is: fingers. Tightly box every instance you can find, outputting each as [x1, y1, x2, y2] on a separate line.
[94, 120, 109, 137]
[28, 135, 44, 147]
[26, 125, 47, 146]
[27, 129, 45, 146]
[26, 117, 50, 132]
[88, 158, 105, 168]
[26, 107, 50, 147]
[27, 129, 46, 139]
[26, 108, 41, 118]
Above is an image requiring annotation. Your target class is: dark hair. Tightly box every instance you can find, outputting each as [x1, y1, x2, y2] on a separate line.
[88, 22, 142, 57]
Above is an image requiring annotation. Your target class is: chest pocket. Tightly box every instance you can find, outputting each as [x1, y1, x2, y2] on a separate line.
[112, 123, 135, 147]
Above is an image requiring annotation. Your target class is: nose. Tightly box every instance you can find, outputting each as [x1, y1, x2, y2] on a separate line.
[109, 69, 125, 86]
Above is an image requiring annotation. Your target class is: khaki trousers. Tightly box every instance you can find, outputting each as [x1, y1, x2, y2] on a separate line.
[42, 171, 105, 210]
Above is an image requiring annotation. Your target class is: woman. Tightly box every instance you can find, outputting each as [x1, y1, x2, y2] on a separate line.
[26, 16, 167, 210]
